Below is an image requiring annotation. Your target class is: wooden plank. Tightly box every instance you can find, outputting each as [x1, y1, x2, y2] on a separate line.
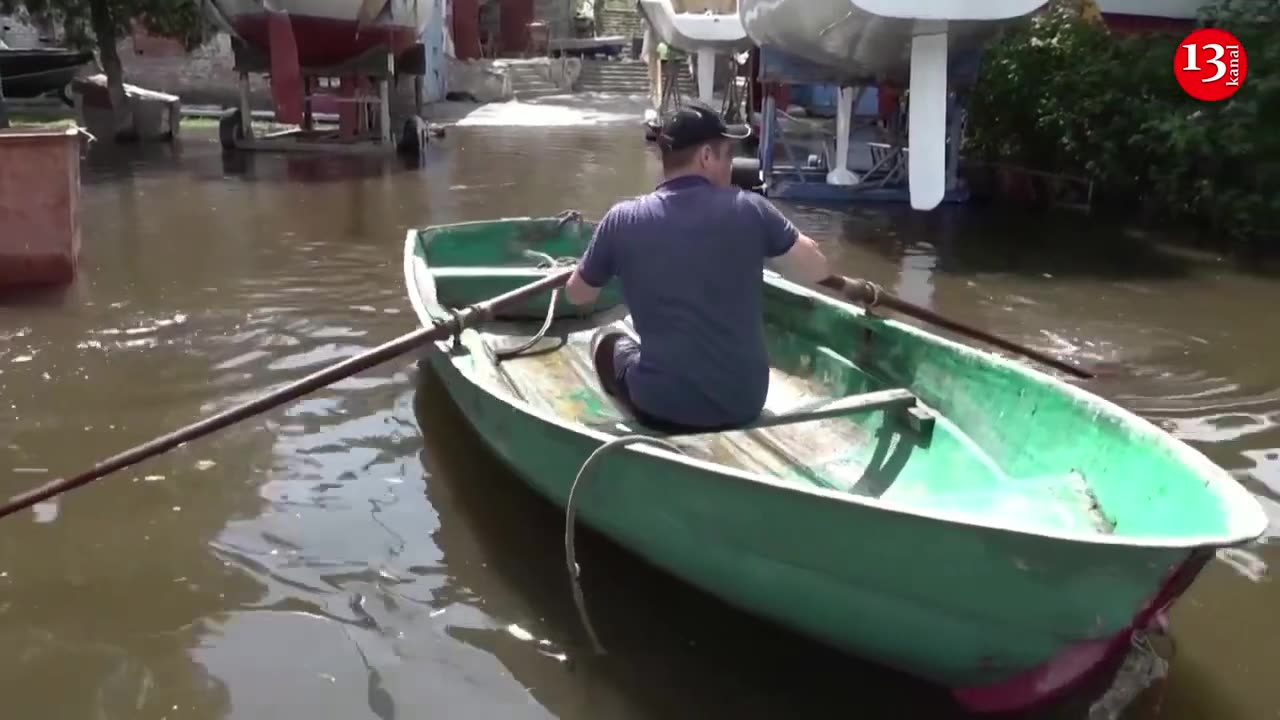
[744, 388, 917, 431]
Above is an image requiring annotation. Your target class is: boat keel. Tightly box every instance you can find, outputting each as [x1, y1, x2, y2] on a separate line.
[908, 22, 948, 210]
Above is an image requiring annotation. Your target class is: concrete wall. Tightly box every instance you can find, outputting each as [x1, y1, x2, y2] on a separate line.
[0, 12, 58, 49]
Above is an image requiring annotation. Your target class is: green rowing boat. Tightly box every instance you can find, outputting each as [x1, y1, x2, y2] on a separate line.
[403, 214, 1267, 713]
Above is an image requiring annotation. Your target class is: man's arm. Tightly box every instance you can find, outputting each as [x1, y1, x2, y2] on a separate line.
[748, 194, 831, 285]
[769, 232, 830, 285]
[565, 266, 603, 305]
[565, 209, 619, 305]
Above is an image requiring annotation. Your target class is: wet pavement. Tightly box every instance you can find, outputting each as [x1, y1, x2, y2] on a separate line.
[1, 105, 1277, 719]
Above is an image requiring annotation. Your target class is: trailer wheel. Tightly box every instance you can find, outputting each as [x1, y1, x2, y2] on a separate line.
[218, 109, 244, 151]
[731, 156, 763, 193]
[398, 115, 429, 156]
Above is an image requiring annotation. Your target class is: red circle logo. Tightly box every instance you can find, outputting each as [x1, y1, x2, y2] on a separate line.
[1174, 28, 1248, 101]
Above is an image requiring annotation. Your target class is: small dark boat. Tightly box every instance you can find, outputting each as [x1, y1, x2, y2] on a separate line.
[0, 48, 95, 98]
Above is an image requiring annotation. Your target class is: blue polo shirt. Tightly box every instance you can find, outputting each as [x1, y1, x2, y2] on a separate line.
[578, 175, 799, 427]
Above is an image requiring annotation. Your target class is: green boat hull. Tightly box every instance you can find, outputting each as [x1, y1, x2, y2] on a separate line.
[403, 216, 1267, 712]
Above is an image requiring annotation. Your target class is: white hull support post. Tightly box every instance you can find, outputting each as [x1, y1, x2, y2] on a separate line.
[908, 20, 948, 210]
[826, 86, 858, 185]
[696, 48, 716, 105]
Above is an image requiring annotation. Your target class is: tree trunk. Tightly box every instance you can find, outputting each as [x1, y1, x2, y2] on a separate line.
[0, 53, 9, 129]
[0, 69, 10, 130]
[88, 0, 134, 140]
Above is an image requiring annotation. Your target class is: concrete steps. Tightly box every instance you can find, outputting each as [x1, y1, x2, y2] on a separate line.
[504, 61, 562, 99]
[576, 58, 695, 96]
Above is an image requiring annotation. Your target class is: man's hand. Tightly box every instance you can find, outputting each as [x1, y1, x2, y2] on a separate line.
[818, 276, 881, 306]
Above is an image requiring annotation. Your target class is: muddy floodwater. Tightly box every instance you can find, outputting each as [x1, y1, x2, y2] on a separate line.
[1, 115, 1277, 720]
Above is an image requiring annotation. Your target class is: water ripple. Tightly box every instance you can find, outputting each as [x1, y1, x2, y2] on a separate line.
[6, 120, 1280, 720]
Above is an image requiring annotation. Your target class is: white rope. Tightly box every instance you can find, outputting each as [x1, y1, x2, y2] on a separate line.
[494, 249, 577, 360]
[564, 433, 684, 654]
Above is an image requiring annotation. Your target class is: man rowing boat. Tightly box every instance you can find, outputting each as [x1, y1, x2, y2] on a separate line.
[565, 105, 832, 433]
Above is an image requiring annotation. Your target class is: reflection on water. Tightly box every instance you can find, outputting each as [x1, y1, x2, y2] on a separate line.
[0, 124, 1277, 719]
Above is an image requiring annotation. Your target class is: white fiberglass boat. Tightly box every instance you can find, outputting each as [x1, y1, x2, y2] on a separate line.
[638, 0, 753, 104]
[738, 0, 1048, 210]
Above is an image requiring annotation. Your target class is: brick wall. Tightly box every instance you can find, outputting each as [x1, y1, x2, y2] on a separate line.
[117, 27, 417, 119]
[598, 1, 643, 40]
[118, 29, 274, 108]
[1, 14, 268, 109]
[6, 16, 423, 119]
[670, 0, 736, 12]
[535, 0, 573, 37]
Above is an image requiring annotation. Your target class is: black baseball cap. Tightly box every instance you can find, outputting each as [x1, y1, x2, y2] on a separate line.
[657, 105, 751, 151]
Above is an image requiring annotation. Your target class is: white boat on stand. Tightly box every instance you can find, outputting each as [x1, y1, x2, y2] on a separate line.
[738, 0, 1048, 210]
[637, 0, 753, 113]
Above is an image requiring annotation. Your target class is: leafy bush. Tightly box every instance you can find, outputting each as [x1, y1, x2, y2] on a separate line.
[964, 0, 1279, 247]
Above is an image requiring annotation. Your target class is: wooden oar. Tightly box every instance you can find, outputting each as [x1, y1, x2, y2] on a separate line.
[818, 275, 1096, 380]
[0, 268, 575, 522]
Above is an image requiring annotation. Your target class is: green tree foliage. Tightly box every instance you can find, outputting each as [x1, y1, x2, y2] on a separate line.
[964, 0, 1278, 248]
[0, 0, 204, 138]
[0, 0, 205, 50]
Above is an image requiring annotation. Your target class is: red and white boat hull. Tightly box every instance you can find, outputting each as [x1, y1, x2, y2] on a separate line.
[210, 0, 430, 68]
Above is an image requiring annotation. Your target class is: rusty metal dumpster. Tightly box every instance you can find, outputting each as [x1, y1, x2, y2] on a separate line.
[0, 125, 82, 290]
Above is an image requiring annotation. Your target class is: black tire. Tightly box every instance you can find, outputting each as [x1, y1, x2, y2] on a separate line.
[218, 109, 244, 151]
[731, 156, 763, 192]
[398, 116, 428, 155]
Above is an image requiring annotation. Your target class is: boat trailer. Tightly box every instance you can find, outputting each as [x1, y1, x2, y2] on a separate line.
[750, 46, 970, 206]
[642, 42, 747, 141]
[218, 40, 436, 157]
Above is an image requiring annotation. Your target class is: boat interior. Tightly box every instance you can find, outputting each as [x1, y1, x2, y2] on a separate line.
[409, 219, 1240, 541]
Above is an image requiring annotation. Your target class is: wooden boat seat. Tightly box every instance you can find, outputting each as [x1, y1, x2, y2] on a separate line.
[749, 387, 933, 437]
[596, 388, 927, 435]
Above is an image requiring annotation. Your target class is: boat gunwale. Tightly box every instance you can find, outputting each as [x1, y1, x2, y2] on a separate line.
[401, 219, 1269, 551]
